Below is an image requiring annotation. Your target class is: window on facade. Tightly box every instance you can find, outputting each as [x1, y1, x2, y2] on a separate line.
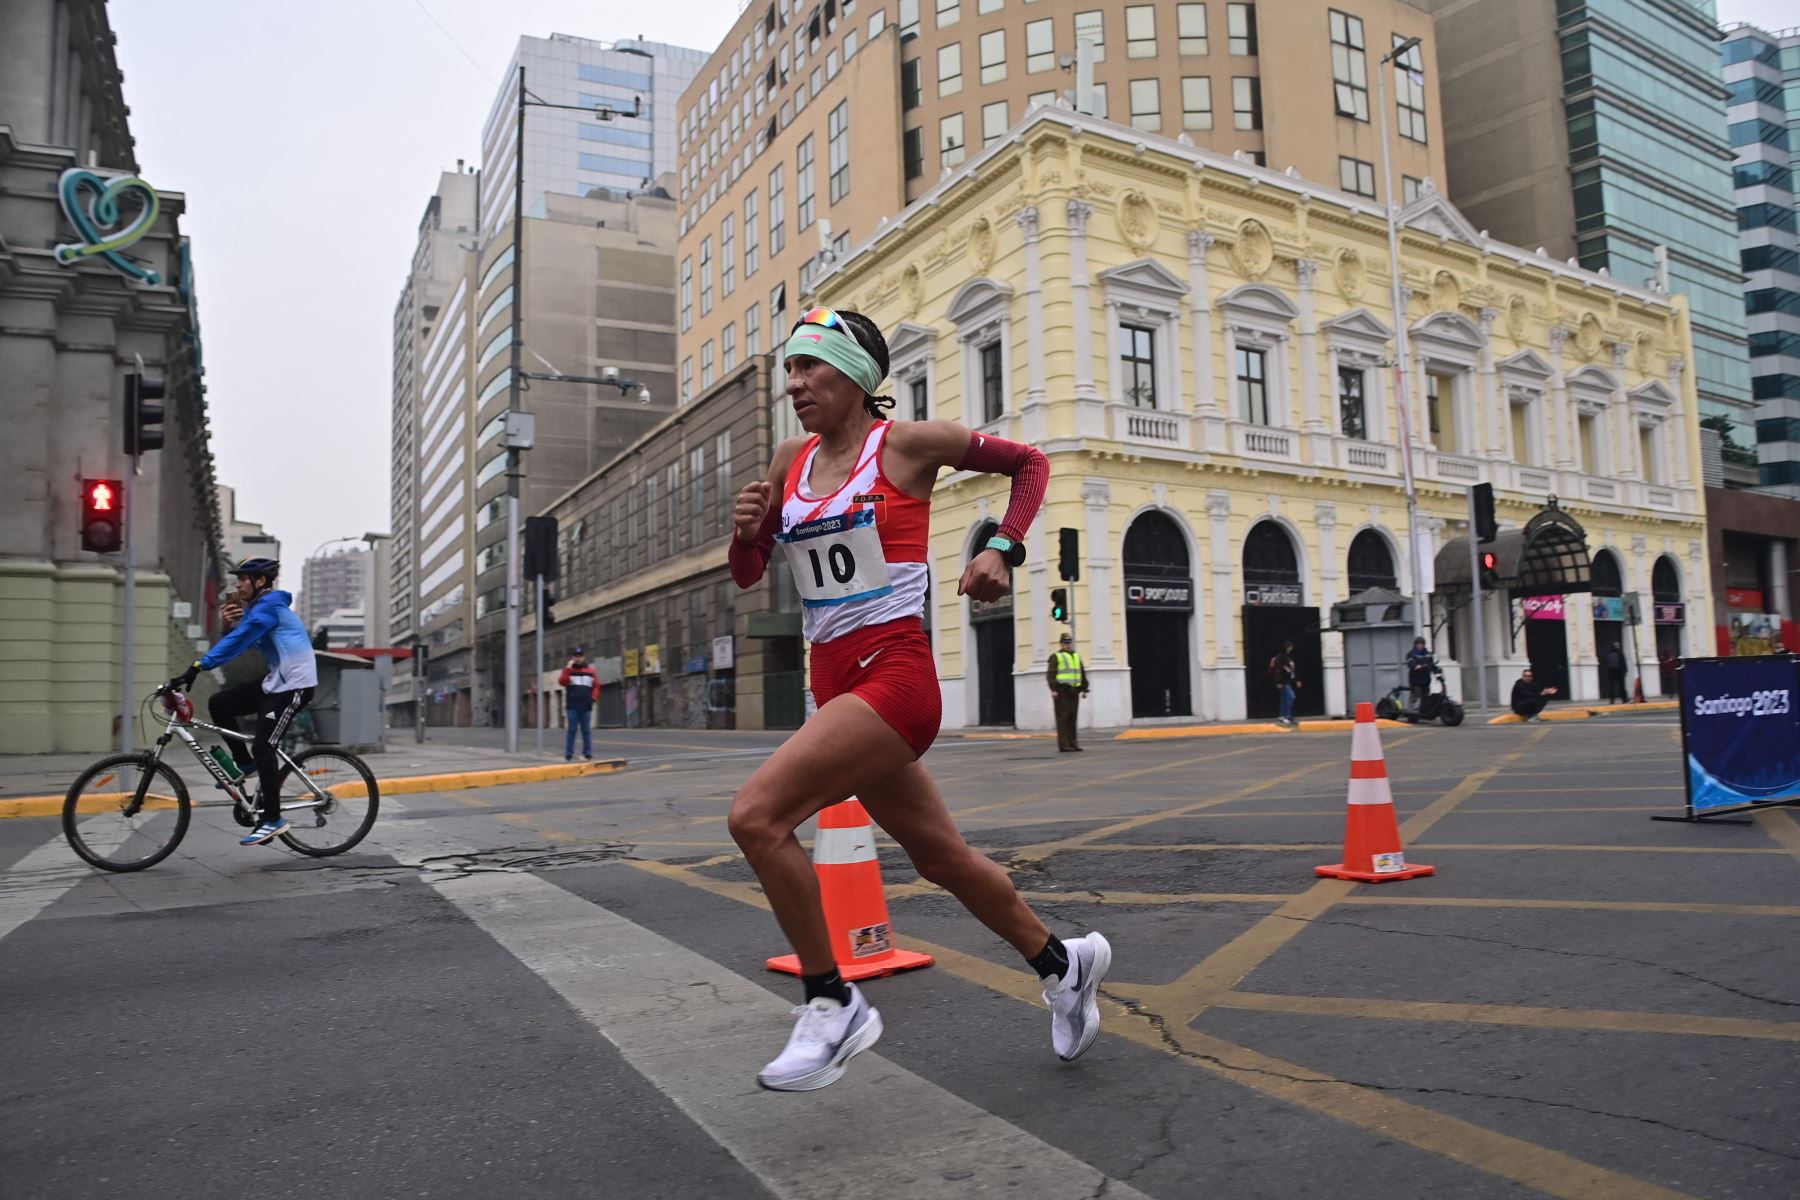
[982, 100, 1009, 146]
[700, 236, 714, 315]
[723, 322, 738, 372]
[1129, 79, 1160, 130]
[902, 58, 922, 109]
[1640, 424, 1662, 485]
[1027, 19, 1054, 72]
[1338, 366, 1366, 439]
[1578, 411, 1598, 474]
[1426, 372, 1457, 450]
[1182, 76, 1213, 130]
[939, 42, 963, 95]
[745, 303, 762, 355]
[1177, 3, 1207, 53]
[666, 461, 681, 556]
[829, 102, 850, 202]
[1089, 82, 1109, 119]
[797, 135, 817, 230]
[1393, 35, 1426, 142]
[1124, 5, 1156, 57]
[680, 256, 693, 330]
[769, 163, 786, 254]
[1075, 11, 1106, 61]
[941, 112, 966, 168]
[1232, 76, 1261, 129]
[980, 342, 1004, 424]
[978, 0, 1001, 11]
[900, 0, 920, 38]
[1227, 3, 1256, 54]
[681, 356, 694, 400]
[1329, 10, 1368, 121]
[905, 126, 925, 179]
[1339, 156, 1375, 197]
[910, 376, 929, 422]
[980, 30, 1006, 84]
[936, 0, 959, 27]
[1122, 325, 1157, 408]
[1029, 89, 1057, 110]
[1510, 400, 1533, 467]
[1236, 346, 1269, 424]
[701, 340, 715, 389]
[744, 190, 760, 276]
[722, 214, 736, 297]
[1402, 174, 1422, 203]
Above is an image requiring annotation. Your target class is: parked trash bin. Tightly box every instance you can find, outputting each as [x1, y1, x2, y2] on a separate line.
[309, 653, 381, 749]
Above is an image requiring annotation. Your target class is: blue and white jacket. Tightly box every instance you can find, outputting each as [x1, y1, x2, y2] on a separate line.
[200, 589, 319, 693]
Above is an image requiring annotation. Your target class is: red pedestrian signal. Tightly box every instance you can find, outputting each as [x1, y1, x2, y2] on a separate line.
[1479, 550, 1500, 591]
[82, 478, 124, 553]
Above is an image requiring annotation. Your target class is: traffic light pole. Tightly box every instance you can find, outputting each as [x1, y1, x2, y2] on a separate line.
[1466, 488, 1490, 715]
[535, 574, 545, 755]
[120, 452, 138, 753]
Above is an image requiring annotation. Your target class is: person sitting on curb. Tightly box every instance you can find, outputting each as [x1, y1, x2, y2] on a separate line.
[1510, 668, 1558, 722]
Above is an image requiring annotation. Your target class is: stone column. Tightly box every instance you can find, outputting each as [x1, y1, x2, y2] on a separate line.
[1667, 357, 1692, 491]
[1188, 231, 1225, 452]
[1082, 477, 1116, 664]
[1771, 540, 1791, 624]
[1548, 325, 1577, 481]
[1611, 343, 1638, 480]
[1016, 206, 1049, 442]
[1067, 200, 1105, 437]
[1477, 308, 1501, 457]
[1206, 490, 1245, 720]
[1316, 501, 1345, 716]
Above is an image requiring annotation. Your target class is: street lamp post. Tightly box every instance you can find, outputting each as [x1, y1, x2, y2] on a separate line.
[501, 66, 641, 754]
[1377, 35, 1428, 643]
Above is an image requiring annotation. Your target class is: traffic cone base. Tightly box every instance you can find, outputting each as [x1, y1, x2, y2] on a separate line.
[1315, 859, 1435, 883]
[767, 798, 935, 980]
[1316, 702, 1435, 885]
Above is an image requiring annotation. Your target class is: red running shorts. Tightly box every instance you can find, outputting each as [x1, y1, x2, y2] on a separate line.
[809, 617, 942, 758]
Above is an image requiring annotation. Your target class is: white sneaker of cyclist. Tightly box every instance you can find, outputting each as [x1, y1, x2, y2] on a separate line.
[757, 983, 883, 1092]
[1044, 932, 1113, 1062]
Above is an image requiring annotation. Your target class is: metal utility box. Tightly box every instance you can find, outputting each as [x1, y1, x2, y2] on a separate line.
[310, 653, 382, 750]
[1330, 587, 1417, 712]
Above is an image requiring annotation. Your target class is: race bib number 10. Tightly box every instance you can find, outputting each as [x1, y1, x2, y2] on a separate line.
[777, 509, 894, 608]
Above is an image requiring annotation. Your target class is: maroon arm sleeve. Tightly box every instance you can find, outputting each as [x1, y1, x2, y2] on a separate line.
[728, 504, 781, 588]
[960, 432, 1050, 541]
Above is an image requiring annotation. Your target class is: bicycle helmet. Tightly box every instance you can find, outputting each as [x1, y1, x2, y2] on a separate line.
[230, 556, 280, 581]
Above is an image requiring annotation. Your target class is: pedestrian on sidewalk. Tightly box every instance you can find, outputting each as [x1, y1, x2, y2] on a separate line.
[1270, 641, 1301, 729]
[559, 648, 600, 760]
[1602, 641, 1628, 704]
[1047, 632, 1089, 752]
[728, 306, 1110, 1092]
[1510, 667, 1558, 722]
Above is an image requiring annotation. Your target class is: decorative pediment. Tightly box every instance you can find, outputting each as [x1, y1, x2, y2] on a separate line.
[1567, 365, 1616, 395]
[1399, 190, 1483, 248]
[1629, 378, 1677, 416]
[1319, 308, 1393, 345]
[945, 277, 1013, 326]
[1097, 257, 1190, 300]
[1218, 282, 1300, 327]
[887, 321, 938, 364]
[1498, 349, 1554, 383]
[1410, 310, 1484, 354]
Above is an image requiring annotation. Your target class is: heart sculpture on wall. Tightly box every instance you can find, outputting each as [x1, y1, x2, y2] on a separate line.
[54, 168, 162, 284]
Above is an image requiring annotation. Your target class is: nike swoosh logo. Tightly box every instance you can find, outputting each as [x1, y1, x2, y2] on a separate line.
[798, 332, 823, 342]
[857, 649, 884, 669]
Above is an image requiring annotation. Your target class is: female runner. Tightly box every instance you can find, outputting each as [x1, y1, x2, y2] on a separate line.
[729, 307, 1111, 1091]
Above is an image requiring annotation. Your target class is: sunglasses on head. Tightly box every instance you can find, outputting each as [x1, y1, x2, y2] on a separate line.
[791, 306, 849, 337]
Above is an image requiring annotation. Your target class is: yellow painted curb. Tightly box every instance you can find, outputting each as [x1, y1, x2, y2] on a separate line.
[1117, 719, 1409, 741]
[1487, 701, 1678, 725]
[0, 758, 628, 819]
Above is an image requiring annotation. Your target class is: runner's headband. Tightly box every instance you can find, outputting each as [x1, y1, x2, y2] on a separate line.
[784, 320, 885, 396]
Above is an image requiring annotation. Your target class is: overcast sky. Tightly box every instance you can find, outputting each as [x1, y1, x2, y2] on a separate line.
[109, 0, 1796, 608]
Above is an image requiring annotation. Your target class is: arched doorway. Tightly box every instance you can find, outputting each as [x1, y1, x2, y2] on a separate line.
[969, 521, 1014, 726]
[1346, 529, 1398, 593]
[1653, 555, 1684, 696]
[1591, 549, 1626, 702]
[1123, 510, 1193, 717]
[1242, 521, 1322, 718]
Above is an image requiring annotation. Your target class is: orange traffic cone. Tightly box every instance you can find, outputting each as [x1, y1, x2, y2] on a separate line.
[767, 798, 935, 981]
[1315, 701, 1435, 883]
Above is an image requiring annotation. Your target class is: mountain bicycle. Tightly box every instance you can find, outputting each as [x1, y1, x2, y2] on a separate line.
[61, 685, 380, 872]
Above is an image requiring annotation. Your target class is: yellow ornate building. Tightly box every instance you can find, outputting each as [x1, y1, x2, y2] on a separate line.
[802, 107, 1712, 728]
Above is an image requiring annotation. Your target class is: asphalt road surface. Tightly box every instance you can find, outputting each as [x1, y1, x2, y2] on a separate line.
[4, 717, 1797, 1199]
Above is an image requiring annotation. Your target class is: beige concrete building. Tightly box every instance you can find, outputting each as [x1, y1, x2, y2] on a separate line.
[803, 107, 1710, 727]
[675, 0, 1445, 396]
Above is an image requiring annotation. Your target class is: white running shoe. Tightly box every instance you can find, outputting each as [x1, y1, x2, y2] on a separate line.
[1044, 932, 1112, 1061]
[757, 983, 883, 1092]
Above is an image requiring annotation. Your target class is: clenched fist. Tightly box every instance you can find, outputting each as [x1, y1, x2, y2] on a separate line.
[734, 480, 773, 543]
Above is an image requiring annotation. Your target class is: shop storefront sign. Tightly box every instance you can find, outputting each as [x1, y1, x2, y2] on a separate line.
[1655, 603, 1686, 626]
[1592, 596, 1625, 622]
[1522, 595, 1565, 620]
[1242, 583, 1301, 607]
[642, 643, 662, 675]
[54, 168, 163, 284]
[1726, 588, 1765, 610]
[712, 635, 735, 670]
[685, 655, 709, 674]
[624, 649, 640, 677]
[1127, 578, 1196, 611]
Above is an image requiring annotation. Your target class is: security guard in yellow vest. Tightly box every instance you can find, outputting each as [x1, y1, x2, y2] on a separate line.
[1047, 632, 1090, 752]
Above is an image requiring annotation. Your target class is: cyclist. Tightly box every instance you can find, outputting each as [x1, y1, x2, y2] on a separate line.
[169, 557, 318, 845]
[729, 306, 1110, 1092]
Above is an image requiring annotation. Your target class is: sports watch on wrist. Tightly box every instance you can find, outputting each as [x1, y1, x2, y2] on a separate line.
[984, 534, 1027, 567]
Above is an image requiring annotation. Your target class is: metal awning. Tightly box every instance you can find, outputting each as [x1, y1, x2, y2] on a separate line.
[1434, 501, 1593, 600]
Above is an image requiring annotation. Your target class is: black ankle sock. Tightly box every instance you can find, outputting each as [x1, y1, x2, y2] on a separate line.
[1027, 936, 1070, 981]
[801, 968, 852, 1006]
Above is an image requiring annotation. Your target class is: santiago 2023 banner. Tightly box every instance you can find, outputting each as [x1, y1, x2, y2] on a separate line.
[1680, 656, 1800, 815]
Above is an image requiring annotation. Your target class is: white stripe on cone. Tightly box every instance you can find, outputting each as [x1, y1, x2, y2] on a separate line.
[1347, 774, 1395, 807]
[813, 824, 877, 866]
[1350, 721, 1384, 763]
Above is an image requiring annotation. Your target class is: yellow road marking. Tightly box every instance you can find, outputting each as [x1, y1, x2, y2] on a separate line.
[1043, 841, 1789, 856]
[1216, 990, 1800, 1041]
[1756, 808, 1800, 867]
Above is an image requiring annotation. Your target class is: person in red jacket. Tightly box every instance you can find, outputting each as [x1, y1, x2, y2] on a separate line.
[558, 647, 600, 760]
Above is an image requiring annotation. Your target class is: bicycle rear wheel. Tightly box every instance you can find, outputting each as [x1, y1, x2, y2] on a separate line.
[62, 754, 191, 872]
[276, 748, 379, 856]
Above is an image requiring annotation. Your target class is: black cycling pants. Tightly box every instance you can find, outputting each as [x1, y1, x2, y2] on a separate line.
[208, 682, 314, 823]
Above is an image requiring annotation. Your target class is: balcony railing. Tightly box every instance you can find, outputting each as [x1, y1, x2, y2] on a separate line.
[1585, 477, 1619, 502]
[1109, 404, 1187, 448]
[1426, 449, 1481, 484]
[1336, 439, 1395, 474]
[1230, 422, 1300, 463]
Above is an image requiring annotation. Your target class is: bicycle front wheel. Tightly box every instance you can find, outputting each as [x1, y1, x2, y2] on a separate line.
[276, 748, 379, 856]
[62, 753, 192, 872]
